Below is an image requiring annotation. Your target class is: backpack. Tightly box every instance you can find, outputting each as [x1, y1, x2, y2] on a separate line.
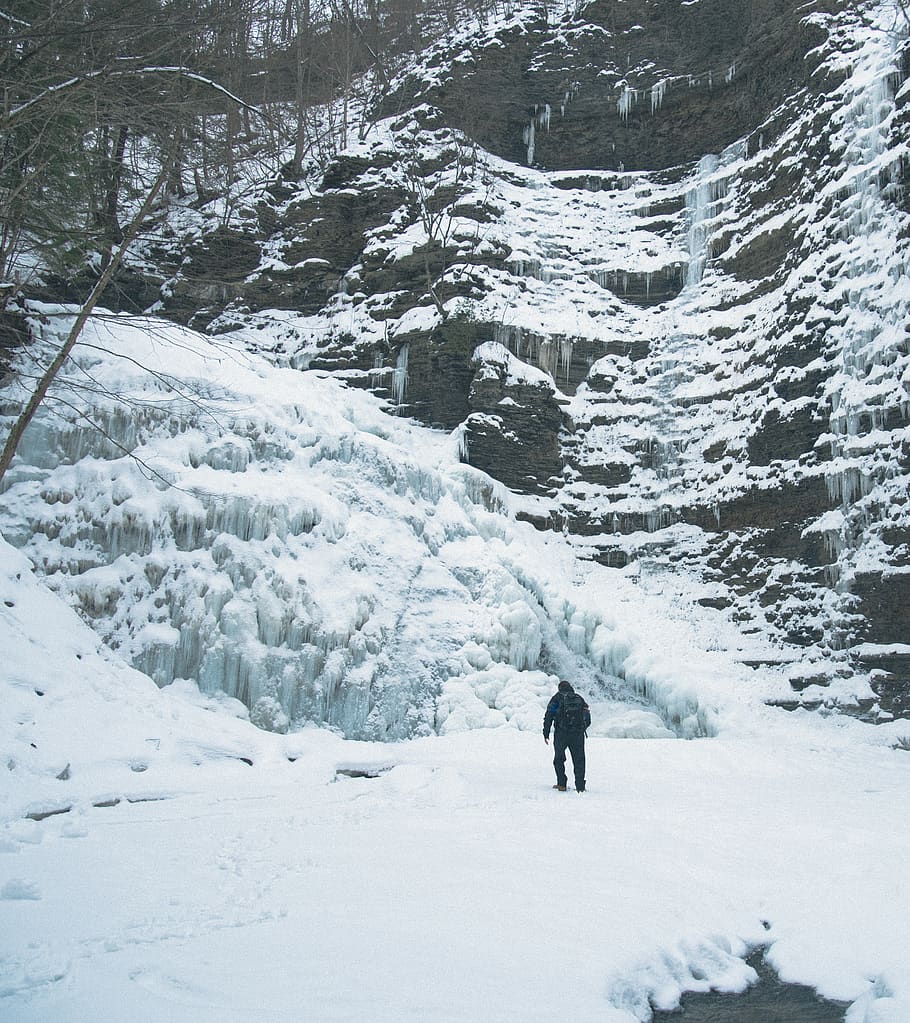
[558, 691, 587, 732]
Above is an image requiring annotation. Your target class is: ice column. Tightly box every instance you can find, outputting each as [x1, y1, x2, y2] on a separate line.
[826, 59, 898, 512]
[685, 154, 720, 287]
[523, 121, 536, 165]
[392, 344, 409, 407]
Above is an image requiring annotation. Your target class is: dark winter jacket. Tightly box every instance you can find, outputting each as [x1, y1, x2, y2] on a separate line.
[543, 685, 591, 739]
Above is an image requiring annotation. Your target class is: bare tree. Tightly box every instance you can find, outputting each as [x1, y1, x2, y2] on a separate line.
[401, 131, 489, 319]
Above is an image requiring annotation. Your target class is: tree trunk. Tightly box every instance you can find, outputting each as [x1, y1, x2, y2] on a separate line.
[0, 152, 174, 489]
[99, 123, 129, 269]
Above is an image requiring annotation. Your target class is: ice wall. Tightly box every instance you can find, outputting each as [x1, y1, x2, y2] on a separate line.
[684, 140, 746, 287]
[0, 313, 691, 739]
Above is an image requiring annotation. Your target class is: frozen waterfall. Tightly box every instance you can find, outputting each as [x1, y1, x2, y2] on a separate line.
[0, 312, 690, 740]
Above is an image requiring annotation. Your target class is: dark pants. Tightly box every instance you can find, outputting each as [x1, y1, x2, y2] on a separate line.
[553, 729, 586, 790]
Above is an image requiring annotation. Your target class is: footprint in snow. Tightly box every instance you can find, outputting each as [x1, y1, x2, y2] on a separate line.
[1, 879, 41, 900]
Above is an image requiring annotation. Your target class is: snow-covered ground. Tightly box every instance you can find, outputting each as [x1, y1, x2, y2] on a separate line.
[3, 531, 910, 1022]
[3, 316, 910, 1022]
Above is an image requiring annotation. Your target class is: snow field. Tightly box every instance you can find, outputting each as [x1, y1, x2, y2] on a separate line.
[3, 534, 910, 1021]
[5, 713, 910, 1021]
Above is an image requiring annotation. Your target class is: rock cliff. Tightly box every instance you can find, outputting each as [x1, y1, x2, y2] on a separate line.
[12, 0, 910, 720]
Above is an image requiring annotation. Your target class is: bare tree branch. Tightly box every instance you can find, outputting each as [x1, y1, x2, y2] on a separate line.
[3, 65, 270, 129]
[0, 149, 176, 487]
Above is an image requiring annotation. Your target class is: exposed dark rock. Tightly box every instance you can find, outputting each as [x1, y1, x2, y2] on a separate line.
[595, 266, 685, 307]
[463, 344, 567, 495]
[747, 404, 830, 466]
[0, 305, 30, 375]
[852, 571, 910, 646]
[398, 320, 488, 429]
[181, 226, 261, 284]
[388, 0, 829, 174]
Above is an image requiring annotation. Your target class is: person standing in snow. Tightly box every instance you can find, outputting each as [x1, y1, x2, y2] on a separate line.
[543, 680, 590, 792]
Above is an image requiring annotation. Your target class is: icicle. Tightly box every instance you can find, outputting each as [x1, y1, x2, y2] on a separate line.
[455, 423, 469, 462]
[651, 79, 667, 114]
[523, 121, 536, 164]
[685, 153, 720, 287]
[392, 344, 409, 407]
[617, 86, 635, 121]
[559, 338, 574, 382]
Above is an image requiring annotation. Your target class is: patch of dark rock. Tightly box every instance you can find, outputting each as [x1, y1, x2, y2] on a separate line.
[724, 222, 798, 284]
[714, 477, 835, 537]
[595, 266, 685, 307]
[632, 219, 678, 235]
[698, 596, 732, 610]
[852, 572, 910, 646]
[789, 674, 830, 693]
[397, 324, 480, 430]
[651, 953, 848, 1021]
[783, 625, 826, 647]
[766, 328, 824, 371]
[552, 173, 634, 192]
[27, 805, 72, 821]
[0, 306, 30, 372]
[56, 764, 71, 781]
[335, 766, 394, 779]
[703, 441, 727, 463]
[4, 600, 14, 607]
[747, 405, 829, 467]
[571, 462, 633, 488]
[769, 697, 824, 712]
[878, 532, 910, 566]
[181, 226, 261, 284]
[739, 657, 800, 669]
[863, 670, 910, 719]
[758, 585, 784, 608]
[515, 509, 553, 531]
[463, 352, 567, 495]
[774, 367, 828, 403]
